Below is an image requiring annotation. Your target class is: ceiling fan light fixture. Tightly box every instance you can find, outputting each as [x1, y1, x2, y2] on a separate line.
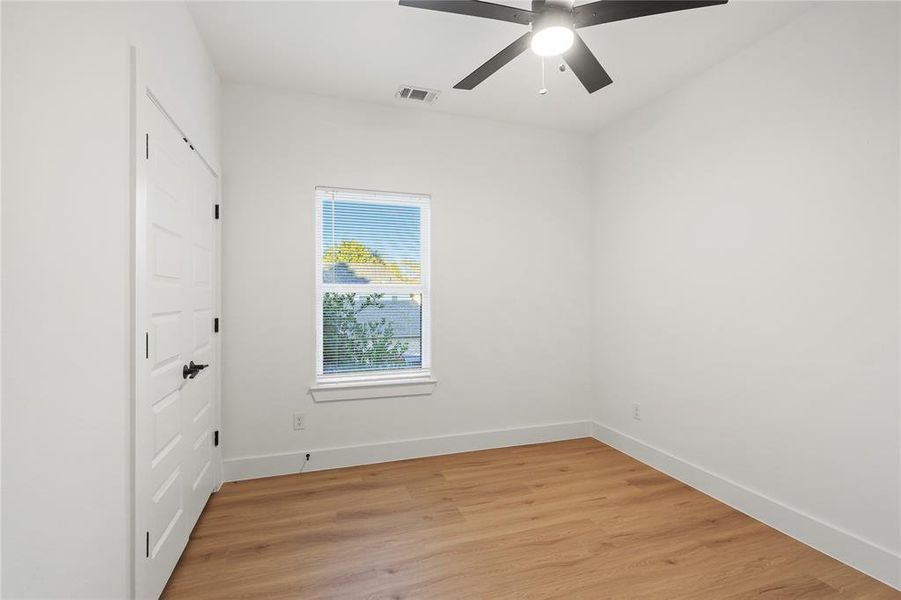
[531, 25, 574, 56]
[400, 0, 728, 93]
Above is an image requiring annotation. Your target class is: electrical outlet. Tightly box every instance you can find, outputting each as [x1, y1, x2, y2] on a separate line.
[632, 402, 641, 421]
[293, 413, 306, 431]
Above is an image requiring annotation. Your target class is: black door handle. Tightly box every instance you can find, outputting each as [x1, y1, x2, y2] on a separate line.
[182, 361, 209, 380]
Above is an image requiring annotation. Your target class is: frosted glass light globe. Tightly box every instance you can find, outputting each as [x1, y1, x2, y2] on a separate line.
[531, 26, 574, 56]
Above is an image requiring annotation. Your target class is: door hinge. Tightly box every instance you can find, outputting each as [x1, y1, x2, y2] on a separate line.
[214, 430, 219, 447]
[145, 133, 149, 160]
[145, 531, 150, 558]
[213, 317, 219, 333]
[145, 332, 149, 359]
[214, 204, 220, 220]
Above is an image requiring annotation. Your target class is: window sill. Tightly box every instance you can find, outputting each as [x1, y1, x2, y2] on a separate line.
[310, 374, 438, 403]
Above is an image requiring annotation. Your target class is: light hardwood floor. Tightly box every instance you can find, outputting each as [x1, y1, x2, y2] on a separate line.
[163, 438, 899, 599]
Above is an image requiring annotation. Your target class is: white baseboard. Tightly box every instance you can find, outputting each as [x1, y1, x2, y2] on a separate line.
[590, 421, 901, 591]
[222, 420, 591, 482]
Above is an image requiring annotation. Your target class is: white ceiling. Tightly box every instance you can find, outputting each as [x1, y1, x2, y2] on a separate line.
[188, 0, 813, 134]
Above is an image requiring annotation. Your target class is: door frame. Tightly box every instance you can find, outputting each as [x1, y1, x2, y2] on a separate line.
[131, 47, 223, 599]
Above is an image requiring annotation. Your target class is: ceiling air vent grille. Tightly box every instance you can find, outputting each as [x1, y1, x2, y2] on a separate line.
[395, 85, 440, 104]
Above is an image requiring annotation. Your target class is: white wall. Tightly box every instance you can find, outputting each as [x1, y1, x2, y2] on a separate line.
[221, 84, 593, 475]
[1, 2, 220, 597]
[0, 2, 4, 592]
[590, 0, 900, 585]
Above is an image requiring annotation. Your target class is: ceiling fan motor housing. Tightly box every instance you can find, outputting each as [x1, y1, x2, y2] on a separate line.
[531, 0, 575, 12]
[531, 6, 574, 34]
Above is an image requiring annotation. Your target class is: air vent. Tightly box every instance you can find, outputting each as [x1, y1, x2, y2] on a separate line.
[395, 85, 440, 104]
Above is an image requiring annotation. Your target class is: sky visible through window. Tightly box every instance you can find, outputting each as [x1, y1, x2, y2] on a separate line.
[322, 199, 421, 264]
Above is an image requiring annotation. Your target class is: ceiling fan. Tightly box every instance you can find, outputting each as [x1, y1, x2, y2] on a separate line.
[398, 0, 727, 93]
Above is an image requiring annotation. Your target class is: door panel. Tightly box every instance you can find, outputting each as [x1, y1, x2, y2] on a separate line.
[152, 392, 181, 457]
[151, 314, 182, 364]
[153, 229, 182, 278]
[137, 96, 218, 599]
[194, 309, 212, 350]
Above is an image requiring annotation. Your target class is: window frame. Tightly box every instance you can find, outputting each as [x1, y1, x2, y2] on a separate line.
[314, 186, 432, 387]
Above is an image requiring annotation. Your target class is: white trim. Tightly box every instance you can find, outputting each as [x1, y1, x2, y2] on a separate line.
[316, 368, 432, 385]
[132, 53, 152, 600]
[590, 421, 901, 591]
[420, 199, 432, 371]
[310, 377, 437, 402]
[212, 148, 223, 493]
[315, 185, 430, 207]
[222, 421, 591, 481]
[896, 4, 901, 590]
[129, 46, 139, 599]
[314, 195, 324, 375]
[146, 91, 218, 178]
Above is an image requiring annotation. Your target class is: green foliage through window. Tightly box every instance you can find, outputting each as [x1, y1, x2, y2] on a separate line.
[323, 239, 420, 285]
[322, 292, 410, 373]
[322, 240, 384, 265]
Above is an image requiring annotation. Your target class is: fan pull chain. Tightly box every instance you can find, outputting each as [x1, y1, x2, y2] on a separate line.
[539, 57, 548, 96]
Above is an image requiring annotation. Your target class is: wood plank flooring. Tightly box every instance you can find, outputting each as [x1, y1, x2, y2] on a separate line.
[162, 438, 899, 599]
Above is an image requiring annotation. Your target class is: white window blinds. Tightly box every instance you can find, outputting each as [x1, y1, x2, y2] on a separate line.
[315, 187, 431, 380]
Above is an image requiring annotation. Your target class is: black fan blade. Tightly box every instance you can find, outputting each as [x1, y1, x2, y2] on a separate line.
[573, 1, 727, 29]
[399, 0, 534, 25]
[563, 33, 612, 93]
[454, 32, 532, 90]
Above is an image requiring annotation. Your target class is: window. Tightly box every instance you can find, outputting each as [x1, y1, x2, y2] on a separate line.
[315, 187, 431, 386]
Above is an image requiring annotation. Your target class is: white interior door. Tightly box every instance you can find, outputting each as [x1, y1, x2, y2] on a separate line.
[135, 95, 219, 599]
